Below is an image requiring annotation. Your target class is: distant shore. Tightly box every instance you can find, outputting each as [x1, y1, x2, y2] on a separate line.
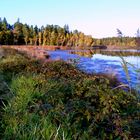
[1, 45, 140, 51]
[106, 45, 140, 50]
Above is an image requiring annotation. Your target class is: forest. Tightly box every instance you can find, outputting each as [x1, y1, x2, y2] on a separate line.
[0, 17, 139, 48]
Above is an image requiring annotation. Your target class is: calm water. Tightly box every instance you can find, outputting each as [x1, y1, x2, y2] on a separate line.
[47, 50, 140, 90]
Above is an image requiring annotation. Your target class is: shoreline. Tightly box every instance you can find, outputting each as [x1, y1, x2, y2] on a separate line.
[106, 45, 140, 50]
[1, 45, 140, 51]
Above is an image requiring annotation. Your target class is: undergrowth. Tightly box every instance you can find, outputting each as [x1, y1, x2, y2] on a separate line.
[0, 48, 140, 139]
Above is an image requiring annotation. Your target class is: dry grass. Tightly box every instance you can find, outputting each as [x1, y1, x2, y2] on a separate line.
[1, 45, 50, 60]
[1, 45, 69, 60]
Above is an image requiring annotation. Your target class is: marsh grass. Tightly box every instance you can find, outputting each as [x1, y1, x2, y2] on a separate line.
[2, 75, 61, 140]
[119, 56, 140, 94]
[0, 48, 140, 139]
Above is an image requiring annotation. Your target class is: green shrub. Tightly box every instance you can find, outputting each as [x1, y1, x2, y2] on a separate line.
[1, 48, 140, 139]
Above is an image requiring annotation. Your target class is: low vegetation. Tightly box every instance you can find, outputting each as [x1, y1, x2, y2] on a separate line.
[0, 48, 140, 139]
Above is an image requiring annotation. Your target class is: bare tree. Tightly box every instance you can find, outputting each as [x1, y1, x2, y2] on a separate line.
[116, 28, 123, 38]
[116, 28, 123, 46]
[136, 28, 140, 47]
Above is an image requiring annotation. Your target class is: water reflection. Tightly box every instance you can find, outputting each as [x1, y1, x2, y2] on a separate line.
[48, 50, 140, 90]
[70, 49, 140, 57]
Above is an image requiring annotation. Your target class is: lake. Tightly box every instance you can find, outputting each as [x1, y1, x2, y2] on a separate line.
[47, 49, 140, 91]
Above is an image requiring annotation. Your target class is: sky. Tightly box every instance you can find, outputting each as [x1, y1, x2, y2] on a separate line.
[0, 0, 140, 38]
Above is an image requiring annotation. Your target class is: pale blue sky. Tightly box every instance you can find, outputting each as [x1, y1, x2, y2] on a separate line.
[0, 0, 140, 38]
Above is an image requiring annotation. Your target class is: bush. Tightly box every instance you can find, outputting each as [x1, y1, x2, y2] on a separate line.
[0, 48, 140, 139]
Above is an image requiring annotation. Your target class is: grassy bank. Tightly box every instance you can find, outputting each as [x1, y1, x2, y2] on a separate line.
[0, 48, 140, 139]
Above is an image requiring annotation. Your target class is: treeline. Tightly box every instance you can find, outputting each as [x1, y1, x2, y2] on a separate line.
[95, 37, 137, 47]
[0, 17, 93, 48]
[0, 17, 139, 48]
[95, 28, 140, 47]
